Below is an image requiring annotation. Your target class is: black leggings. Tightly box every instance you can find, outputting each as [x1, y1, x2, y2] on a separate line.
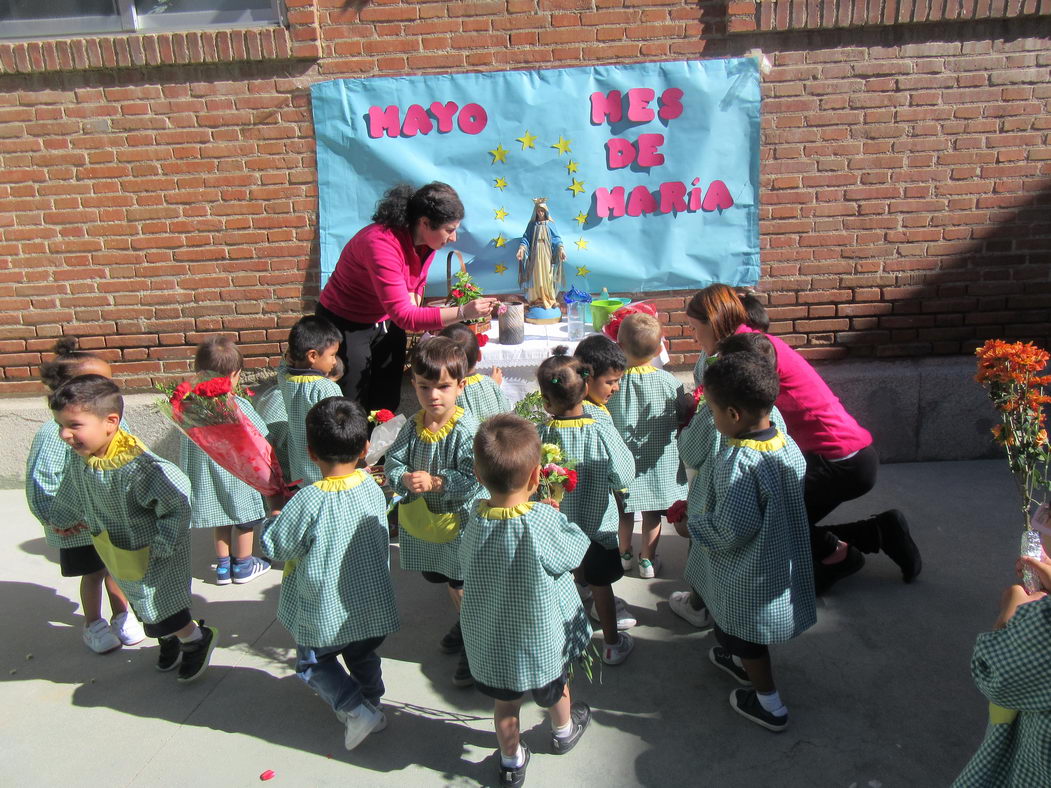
[315, 303, 407, 413]
[804, 445, 879, 561]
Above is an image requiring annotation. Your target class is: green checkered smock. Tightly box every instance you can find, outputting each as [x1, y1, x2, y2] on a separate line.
[278, 367, 342, 486]
[25, 420, 92, 549]
[260, 469, 400, 649]
[461, 501, 592, 691]
[607, 366, 687, 513]
[50, 430, 193, 624]
[457, 373, 512, 421]
[537, 417, 635, 549]
[386, 408, 482, 580]
[253, 379, 291, 483]
[582, 399, 614, 426]
[179, 395, 267, 529]
[684, 429, 815, 645]
[953, 595, 1051, 787]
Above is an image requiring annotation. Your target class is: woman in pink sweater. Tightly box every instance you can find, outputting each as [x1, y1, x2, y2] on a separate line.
[317, 182, 496, 412]
[685, 284, 921, 594]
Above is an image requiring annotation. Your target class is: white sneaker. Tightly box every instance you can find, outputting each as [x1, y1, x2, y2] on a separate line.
[83, 619, 121, 654]
[588, 596, 637, 630]
[620, 551, 634, 572]
[602, 632, 635, 665]
[669, 591, 715, 629]
[342, 702, 384, 750]
[638, 556, 661, 579]
[110, 611, 146, 646]
[337, 702, 387, 733]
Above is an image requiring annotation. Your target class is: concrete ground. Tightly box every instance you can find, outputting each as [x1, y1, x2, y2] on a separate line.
[1, 460, 1019, 787]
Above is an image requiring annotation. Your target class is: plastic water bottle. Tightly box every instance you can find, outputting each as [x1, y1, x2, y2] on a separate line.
[567, 301, 584, 340]
[600, 287, 610, 301]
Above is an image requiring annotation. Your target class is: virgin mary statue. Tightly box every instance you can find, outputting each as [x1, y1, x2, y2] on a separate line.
[516, 198, 567, 324]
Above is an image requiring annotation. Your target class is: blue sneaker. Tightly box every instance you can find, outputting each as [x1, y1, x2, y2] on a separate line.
[232, 556, 271, 585]
[215, 561, 232, 586]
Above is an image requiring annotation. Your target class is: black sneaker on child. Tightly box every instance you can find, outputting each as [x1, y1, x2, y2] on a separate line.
[155, 635, 181, 672]
[729, 688, 788, 732]
[875, 509, 922, 583]
[452, 648, 474, 687]
[708, 646, 752, 686]
[439, 620, 463, 654]
[499, 743, 530, 788]
[551, 702, 591, 754]
[176, 622, 218, 683]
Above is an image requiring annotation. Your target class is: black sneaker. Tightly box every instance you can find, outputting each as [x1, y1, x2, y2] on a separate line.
[176, 622, 218, 683]
[875, 509, 922, 583]
[439, 620, 463, 654]
[498, 743, 530, 787]
[551, 702, 591, 754]
[452, 648, 474, 687]
[814, 545, 865, 595]
[708, 646, 751, 686]
[729, 688, 788, 732]
[155, 635, 181, 672]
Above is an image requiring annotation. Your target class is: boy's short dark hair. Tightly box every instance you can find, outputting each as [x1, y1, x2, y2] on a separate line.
[306, 397, 368, 463]
[48, 374, 124, 419]
[474, 414, 541, 494]
[537, 347, 589, 413]
[716, 332, 777, 368]
[194, 335, 243, 377]
[412, 336, 468, 382]
[288, 316, 341, 366]
[573, 334, 626, 377]
[438, 322, 481, 367]
[737, 291, 770, 333]
[703, 353, 779, 415]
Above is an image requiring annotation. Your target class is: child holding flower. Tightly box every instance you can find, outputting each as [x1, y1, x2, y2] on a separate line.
[439, 323, 511, 420]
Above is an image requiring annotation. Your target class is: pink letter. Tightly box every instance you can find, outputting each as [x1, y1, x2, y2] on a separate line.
[626, 88, 656, 122]
[701, 180, 735, 212]
[429, 101, 459, 133]
[605, 138, 635, 170]
[626, 185, 658, 217]
[367, 105, 400, 139]
[590, 91, 623, 124]
[659, 181, 687, 214]
[457, 103, 488, 135]
[594, 186, 626, 218]
[636, 133, 665, 167]
[401, 104, 433, 137]
[658, 88, 684, 121]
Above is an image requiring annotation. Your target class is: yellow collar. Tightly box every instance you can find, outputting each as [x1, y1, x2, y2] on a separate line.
[727, 431, 786, 453]
[86, 429, 147, 471]
[312, 469, 369, 492]
[415, 407, 464, 443]
[585, 399, 609, 412]
[625, 365, 657, 374]
[549, 417, 595, 428]
[463, 374, 483, 386]
[477, 501, 535, 519]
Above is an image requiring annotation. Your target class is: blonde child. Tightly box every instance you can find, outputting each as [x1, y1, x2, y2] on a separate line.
[607, 313, 688, 579]
[178, 336, 271, 585]
[536, 349, 636, 665]
[462, 414, 593, 785]
[261, 397, 398, 751]
[49, 375, 216, 682]
[25, 339, 143, 653]
[279, 316, 343, 487]
[385, 337, 482, 686]
[438, 323, 511, 420]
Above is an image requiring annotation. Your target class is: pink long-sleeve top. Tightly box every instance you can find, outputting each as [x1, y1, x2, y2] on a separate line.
[739, 325, 872, 459]
[318, 223, 444, 333]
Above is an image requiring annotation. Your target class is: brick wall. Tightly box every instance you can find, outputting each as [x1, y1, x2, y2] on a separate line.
[1, 1, 1049, 393]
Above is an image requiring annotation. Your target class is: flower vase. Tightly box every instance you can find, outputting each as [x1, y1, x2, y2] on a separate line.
[549, 484, 565, 503]
[464, 318, 491, 335]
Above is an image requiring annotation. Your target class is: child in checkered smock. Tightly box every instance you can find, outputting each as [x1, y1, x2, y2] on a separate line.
[260, 397, 398, 752]
[279, 316, 343, 487]
[573, 334, 625, 426]
[953, 556, 1051, 787]
[681, 352, 814, 732]
[25, 339, 143, 654]
[385, 337, 482, 688]
[48, 375, 217, 684]
[536, 348, 637, 667]
[439, 322, 511, 421]
[461, 414, 594, 786]
[178, 336, 270, 586]
[252, 375, 291, 485]
[607, 313, 688, 580]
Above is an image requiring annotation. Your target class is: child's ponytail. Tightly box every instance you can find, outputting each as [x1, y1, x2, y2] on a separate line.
[537, 350, 590, 415]
[39, 338, 107, 392]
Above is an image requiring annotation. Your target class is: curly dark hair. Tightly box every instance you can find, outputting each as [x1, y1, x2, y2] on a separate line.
[703, 353, 780, 414]
[372, 182, 464, 231]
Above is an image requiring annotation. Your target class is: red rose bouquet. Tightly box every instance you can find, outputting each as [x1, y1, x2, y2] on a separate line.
[540, 442, 578, 503]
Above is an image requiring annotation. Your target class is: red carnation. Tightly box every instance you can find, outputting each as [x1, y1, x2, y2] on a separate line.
[477, 333, 489, 347]
[667, 499, 687, 524]
[193, 376, 233, 398]
[451, 289, 463, 299]
[170, 381, 192, 404]
[373, 409, 395, 423]
[563, 469, 578, 492]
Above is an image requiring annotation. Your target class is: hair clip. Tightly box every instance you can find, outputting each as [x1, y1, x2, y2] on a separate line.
[551, 376, 560, 384]
[580, 369, 590, 379]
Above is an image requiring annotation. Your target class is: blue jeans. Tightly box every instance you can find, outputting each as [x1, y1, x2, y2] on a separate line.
[295, 635, 386, 714]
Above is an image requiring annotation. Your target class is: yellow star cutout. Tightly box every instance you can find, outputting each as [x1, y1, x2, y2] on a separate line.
[495, 264, 508, 274]
[489, 145, 509, 164]
[568, 178, 585, 197]
[576, 265, 590, 276]
[493, 234, 508, 248]
[575, 237, 589, 251]
[494, 207, 509, 221]
[574, 211, 588, 227]
[516, 130, 537, 150]
[493, 177, 508, 191]
[551, 136, 572, 156]
[566, 160, 579, 174]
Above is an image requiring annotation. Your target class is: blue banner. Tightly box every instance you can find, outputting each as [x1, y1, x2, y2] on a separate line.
[312, 59, 760, 296]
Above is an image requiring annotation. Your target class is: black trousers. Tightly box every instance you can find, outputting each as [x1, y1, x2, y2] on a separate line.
[803, 444, 880, 561]
[316, 303, 407, 413]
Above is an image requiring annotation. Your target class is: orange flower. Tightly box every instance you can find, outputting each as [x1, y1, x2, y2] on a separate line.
[1037, 430, 1048, 446]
